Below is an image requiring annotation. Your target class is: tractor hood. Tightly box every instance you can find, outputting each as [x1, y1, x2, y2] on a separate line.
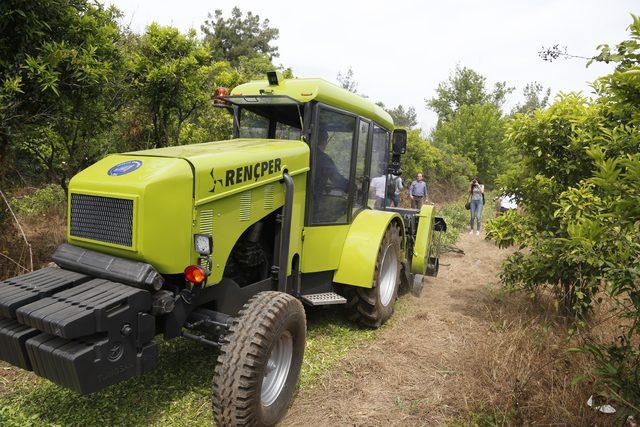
[132, 138, 310, 206]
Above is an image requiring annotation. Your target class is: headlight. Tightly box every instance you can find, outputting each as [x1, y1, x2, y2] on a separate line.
[194, 234, 213, 255]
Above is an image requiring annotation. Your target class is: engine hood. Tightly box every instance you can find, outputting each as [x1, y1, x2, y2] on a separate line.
[131, 138, 310, 205]
[67, 155, 193, 273]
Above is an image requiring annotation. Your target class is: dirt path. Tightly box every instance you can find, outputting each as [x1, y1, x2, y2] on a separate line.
[283, 233, 512, 425]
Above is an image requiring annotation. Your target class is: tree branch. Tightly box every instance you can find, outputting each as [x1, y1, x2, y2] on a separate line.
[0, 190, 33, 271]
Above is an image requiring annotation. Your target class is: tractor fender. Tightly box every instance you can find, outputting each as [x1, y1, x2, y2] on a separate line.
[333, 210, 404, 288]
[411, 204, 436, 275]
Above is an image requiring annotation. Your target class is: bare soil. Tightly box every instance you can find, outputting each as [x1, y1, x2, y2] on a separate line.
[283, 233, 605, 426]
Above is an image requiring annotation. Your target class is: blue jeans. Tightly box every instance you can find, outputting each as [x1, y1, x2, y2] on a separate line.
[386, 193, 400, 207]
[469, 199, 484, 231]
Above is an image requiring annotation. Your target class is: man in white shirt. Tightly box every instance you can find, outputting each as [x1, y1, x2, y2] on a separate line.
[498, 194, 517, 214]
[370, 175, 387, 209]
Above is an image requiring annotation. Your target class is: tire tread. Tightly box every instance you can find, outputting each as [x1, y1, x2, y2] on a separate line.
[212, 291, 305, 426]
[344, 223, 402, 328]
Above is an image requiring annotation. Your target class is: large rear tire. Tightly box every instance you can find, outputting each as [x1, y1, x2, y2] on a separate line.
[212, 291, 306, 426]
[345, 222, 402, 328]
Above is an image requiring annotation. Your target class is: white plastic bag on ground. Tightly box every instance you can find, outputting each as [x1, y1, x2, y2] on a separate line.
[587, 395, 616, 414]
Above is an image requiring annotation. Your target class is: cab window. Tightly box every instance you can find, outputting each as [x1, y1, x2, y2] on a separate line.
[275, 122, 302, 140]
[239, 109, 269, 138]
[368, 125, 390, 209]
[237, 106, 302, 140]
[352, 119, 370, 214]
[311, 108, 356, 224]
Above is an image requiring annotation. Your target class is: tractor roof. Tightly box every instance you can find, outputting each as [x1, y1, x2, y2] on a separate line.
[231, 77, 394, 130]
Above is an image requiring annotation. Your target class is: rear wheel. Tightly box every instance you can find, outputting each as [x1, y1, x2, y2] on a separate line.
[345, 223, 402, 328]
[212, 291, 306, 426]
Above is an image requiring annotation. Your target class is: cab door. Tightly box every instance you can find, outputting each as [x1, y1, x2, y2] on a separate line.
[367, 124, 391, 210]
[301, 104, 358, 273]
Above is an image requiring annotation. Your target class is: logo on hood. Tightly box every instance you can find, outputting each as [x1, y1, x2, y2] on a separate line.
[108, 160, 142, 176]
[210, 158, 282, 193]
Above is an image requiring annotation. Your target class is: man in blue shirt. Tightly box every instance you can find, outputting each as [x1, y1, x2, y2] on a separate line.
[409, 173, 427, 209]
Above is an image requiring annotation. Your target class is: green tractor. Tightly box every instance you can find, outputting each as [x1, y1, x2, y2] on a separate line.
[0, 72, 445, 425]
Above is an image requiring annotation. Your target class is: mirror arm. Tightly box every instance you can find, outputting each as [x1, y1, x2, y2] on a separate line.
[388, 153, 402, 175]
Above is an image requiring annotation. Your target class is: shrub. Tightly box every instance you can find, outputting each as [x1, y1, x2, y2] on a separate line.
[438, 199, 470, 247]
[10, 185, 66, 219]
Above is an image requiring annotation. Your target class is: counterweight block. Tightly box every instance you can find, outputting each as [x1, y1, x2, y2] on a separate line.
[0, 267, 158, 394]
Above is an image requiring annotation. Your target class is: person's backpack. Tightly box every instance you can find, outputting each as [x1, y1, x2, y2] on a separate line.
[386, 176, 397, 197]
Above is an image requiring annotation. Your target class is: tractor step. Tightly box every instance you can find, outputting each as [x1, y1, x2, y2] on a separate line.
[300, 292, 347, 306]
[0, 267, 158, 394]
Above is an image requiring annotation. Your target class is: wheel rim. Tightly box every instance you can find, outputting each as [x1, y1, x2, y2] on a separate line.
[261, 330, 293, 407]
[378, 243, 399, 307]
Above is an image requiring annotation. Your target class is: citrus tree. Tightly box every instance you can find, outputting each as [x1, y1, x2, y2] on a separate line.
[486, 15, 640, 409]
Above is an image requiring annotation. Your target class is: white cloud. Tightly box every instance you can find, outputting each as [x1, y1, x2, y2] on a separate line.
[108, 0, 634, 131]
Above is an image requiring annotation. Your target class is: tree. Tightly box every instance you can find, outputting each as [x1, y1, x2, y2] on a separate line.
[336, 67, 358, 93]
[387, 105, 418, 128]
[402, 129, 475, 197]
[511, 82, 551, 115]
[130, 24, 217, 148]
[201, 7, 279, 66]
[431, 103, 508, 184]
[426, 66, 513, 184]
[426, 65, 513, 122]
[486, 15, 640, 410]
[0, 0, 126, 189]
[235, 54, 293, 81]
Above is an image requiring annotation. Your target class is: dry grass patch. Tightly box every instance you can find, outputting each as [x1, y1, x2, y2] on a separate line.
[450, 286, 602, 425]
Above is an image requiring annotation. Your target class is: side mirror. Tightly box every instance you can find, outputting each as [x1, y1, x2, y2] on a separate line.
[392, 129, 407, 154]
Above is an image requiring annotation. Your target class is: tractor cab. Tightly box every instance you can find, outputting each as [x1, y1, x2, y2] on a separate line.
[220, 71, 407, 217]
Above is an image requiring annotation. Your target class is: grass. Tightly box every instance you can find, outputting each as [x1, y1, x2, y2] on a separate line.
[438, 201, 468, 247]
[452, 407, 516, 427]
[0, 298, 410, 426]
[444, 285, 604, 426]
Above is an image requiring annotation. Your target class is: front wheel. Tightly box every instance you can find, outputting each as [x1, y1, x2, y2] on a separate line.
[345, 223, 402, 328]
[212, 291, 306, 426]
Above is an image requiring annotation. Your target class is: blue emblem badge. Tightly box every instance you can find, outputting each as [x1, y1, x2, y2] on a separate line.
[108, 160, 142, 176]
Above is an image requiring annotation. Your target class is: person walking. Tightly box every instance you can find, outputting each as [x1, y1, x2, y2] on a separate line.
[386, 172, 403, 207]
[409, 173, 427, 209]
[468, 177, 484, 235]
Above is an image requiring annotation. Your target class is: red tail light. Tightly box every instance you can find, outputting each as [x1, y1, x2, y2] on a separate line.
[184, 265, 207, 284]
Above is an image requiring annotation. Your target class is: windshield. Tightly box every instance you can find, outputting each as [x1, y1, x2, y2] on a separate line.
[238, 107, 302, 140]
[239, 109, 269, 138]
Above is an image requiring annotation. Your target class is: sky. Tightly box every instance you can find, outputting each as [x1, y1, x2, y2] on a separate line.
[107, 0, 635, 130]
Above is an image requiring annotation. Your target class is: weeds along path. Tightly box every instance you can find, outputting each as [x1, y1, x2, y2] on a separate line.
[284, 233, 599, 426]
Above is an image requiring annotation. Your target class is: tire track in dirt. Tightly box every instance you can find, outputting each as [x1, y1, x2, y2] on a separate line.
[283, 233, 509, 426]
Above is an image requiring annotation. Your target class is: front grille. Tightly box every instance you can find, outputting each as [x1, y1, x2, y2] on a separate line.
[70, 194, 134, 247]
